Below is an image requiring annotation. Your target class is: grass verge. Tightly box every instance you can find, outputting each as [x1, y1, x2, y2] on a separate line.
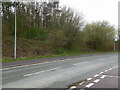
[2, 51, 117, 62]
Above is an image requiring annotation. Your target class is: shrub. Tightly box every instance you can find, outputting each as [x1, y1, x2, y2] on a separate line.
[23, 28, 46, 40]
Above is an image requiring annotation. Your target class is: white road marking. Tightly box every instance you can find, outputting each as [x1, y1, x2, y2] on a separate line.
[104, 70, 108, 72]
[24, 67, 61, 77]
[87, 78, 92, 81]
[1, 55, 117, 71]
[85, 83, 94, 88]
[93, 79, 100, 83]
[113, 66, 118, 69]
[109, 68, 112, 70]
[99, 72, 104, 74]
[105, 75, 120, 78]
[1, 57, 90, 71]
[79, 81, 85, 85]
[94, 74, 99, 77]
[100, 75, 106, 79]
[70, 86, 76, 89]
[1, 61, 63, 71]
[113, 66, 116, 69]
[73, 61, 88, 66]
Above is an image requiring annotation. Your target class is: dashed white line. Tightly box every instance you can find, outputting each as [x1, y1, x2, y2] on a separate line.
[73, 61, 88, 66]
[79, 81, 85, 85]
[93, 79, 100, 83]
[104, 70, 108, 72]
[24, 67, 61, 77]
[100, 75, 106, 79]
[99, 72, 104, 74]
[85, 83, 94, 88]
[87, 78, 92, 81]
[94, 74, 99, 77]
[105, 75, 120, 78]
[112, 66, 116, 69]
[109, 68, 112, 70]
[70, 86, 76, 89]
[1, 61, 62, 71]
[1, 57, 90, 71]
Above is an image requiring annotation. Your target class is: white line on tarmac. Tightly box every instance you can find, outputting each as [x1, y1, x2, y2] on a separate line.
[24, 67, 61, 77]
[1, 61, 63, 71]
[87, 78, 92, 81]
[99, 72, 104, 74]
[109, 68, 113, 70]
[70, 86, 76, 89]
[1, 57, 90, 71]
[73, 61, 89, 66]
[79, 81, 85, 85]
[105, 75, 120, 78]
[104, 70, 108, 72]
[85, 83, 94, 88]
[1, 56, 117, 71]
[93, 79, 100, 83]
[100, 75, 106, 79]
[94, 74, 99, 77]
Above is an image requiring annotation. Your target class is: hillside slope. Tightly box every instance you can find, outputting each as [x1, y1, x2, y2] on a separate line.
[2, 36, 55, 60]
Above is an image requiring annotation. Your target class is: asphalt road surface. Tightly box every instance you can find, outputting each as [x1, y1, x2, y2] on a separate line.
[68, 66, 119, 89]
[1, 53, 118, 88]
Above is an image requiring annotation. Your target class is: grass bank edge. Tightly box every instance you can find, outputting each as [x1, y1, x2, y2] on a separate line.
[2, 51, 117, 62]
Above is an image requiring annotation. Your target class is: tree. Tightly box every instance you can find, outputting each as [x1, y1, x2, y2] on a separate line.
[83, 21, 115, 50]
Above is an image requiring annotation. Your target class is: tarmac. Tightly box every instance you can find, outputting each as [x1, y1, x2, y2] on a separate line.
[68, 66, 119, 90]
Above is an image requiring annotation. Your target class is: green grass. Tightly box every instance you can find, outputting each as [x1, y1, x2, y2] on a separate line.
[2, 51, 117, 62]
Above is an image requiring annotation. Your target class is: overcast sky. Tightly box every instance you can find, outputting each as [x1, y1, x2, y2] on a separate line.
[60, 0, 119, 28]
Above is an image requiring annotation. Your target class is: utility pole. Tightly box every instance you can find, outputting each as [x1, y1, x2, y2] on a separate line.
[114, 40, 115, 51]
[14, 0, 17, 59]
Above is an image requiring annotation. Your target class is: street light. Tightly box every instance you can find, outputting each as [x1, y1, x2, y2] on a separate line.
[14, 0, 17, 59]
[114, 39, 115, 51]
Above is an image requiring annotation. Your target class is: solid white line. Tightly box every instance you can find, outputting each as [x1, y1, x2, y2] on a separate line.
[93, 79, 100, 83]
[24, 67, 61, 77]
[70, 86, 76, 89]
[87, 78, 92, 81]
[85, 83, 94, 88]
[94, 74, 99, 77]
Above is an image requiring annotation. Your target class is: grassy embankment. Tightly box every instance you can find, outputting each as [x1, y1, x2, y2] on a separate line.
[2, 36, 117, 62]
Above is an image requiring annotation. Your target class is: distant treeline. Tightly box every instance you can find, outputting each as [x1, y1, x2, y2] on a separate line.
[2, 1, 117, 59]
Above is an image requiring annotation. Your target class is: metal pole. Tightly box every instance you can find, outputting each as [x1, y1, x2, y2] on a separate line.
[114, 40, 115, 51]
[14, 1, 17, 59]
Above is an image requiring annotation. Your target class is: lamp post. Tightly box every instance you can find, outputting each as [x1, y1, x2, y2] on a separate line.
[114, 39, 115, 51]
[14, 0, 17, 59]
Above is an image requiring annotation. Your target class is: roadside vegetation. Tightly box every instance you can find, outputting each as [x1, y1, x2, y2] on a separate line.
[2, 1, 118, 61]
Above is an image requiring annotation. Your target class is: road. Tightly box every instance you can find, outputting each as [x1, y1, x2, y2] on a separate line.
[2, 53, 118, 88]
[68, 66, 119, 89]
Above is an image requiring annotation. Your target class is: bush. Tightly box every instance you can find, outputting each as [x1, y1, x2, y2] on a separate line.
[46, 30, 67, 49]
[23, 28, 46, 40]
